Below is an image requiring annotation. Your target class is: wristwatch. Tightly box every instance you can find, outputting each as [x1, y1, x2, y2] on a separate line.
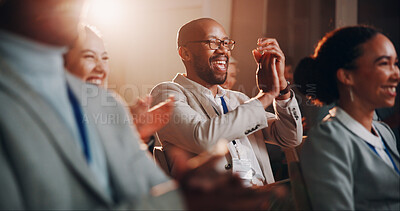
[279, 81, 291, 96]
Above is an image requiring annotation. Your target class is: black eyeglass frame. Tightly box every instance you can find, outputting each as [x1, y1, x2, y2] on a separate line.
[183, 38, 235, 51]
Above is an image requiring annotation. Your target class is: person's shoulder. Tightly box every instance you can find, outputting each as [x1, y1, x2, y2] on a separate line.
[307, 116, 349, 144]
[152, 81, 184, 92]
[302, 116, 355, 161]
[150, 81, 189, 105]
[151, 81, 187, 96]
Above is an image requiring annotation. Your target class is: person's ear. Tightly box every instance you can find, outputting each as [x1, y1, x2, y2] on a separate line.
[178, 46, 191, 61]
[337, 68, 355, 86]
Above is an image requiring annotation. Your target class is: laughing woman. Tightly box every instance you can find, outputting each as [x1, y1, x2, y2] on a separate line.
[64, 25, 174, 142]
[296, 26, 400, 210]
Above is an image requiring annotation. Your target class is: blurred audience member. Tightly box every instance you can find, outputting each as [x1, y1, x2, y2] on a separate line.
[297, 25, 400, 210]
[151, 18, 302, 187]
[294, 58, 334, 134]
[221, 56, 239, 90]
[64, 24, 173, 142]
[64, 25, 110, 87]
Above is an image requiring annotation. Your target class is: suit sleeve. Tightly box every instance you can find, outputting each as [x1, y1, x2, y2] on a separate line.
[150, 82, 268, 154]
[0, 134, 24, 209]
[300, 123, 355, 210]
[262, 90, 303, 148]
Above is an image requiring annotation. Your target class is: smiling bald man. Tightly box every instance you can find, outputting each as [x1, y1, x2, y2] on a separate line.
[151, 18, 303, 186]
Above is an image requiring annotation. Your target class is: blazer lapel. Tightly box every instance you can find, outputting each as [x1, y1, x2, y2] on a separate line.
[66, 75, 117, 204]
[174, 74, 218, 119]
[0, 67, 111, 205]
[374, 122, 400, 160]
[192, 92, 219, 119]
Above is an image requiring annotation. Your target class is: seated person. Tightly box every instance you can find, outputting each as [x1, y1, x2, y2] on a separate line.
[293, 56, 335, 134]
[151, 18, 303, 186]
[297, 25, 400, 210]
[64, 24, 173, 142]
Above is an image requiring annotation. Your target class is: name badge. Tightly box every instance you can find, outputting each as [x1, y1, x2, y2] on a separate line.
[232, 158, 255, 181]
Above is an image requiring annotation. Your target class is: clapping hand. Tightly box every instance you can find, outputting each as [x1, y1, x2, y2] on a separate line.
[130, 95, 174, 142]
[252, 38, 288, 98]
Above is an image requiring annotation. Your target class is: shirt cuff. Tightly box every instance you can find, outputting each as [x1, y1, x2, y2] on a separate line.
[275, 90, 293, 108]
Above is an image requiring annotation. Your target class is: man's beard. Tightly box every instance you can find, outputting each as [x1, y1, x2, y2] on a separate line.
[192, 57, 227, 85]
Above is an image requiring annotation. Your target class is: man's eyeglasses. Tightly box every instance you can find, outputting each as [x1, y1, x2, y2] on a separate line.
[184, 38, 235, 51]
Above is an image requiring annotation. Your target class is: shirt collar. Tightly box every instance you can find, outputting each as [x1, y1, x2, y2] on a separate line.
[330, 107, 383, 149]
[215, 85, 227, 98]
[0, 29, 67, 76]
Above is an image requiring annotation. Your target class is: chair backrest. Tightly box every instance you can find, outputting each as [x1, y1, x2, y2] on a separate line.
[283, 142, 312, 211]
[153, 146, 171, 176]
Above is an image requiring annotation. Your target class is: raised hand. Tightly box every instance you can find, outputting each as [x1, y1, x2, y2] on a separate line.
[252, 38, 290, 101]
[253, 50, 280, 96]
[256, 38, 287, 88]
[130, 95, 174, 142]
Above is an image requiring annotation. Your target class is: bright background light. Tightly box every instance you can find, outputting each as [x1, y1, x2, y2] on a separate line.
[85, 0, 126, 26]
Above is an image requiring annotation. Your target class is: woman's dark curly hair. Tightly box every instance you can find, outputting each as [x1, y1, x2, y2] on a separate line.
[294, 25, 380, 105]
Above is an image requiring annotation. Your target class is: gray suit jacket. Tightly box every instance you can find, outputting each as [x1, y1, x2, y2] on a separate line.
[151, 74, 302, 184]
[0, 67, 183, 210]
[301, 107, 400, 210]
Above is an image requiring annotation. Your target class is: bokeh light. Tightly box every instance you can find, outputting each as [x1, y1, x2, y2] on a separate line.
[84, 0, 125, 27]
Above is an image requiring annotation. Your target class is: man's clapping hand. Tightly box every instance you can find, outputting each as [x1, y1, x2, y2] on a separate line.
[252, 38, 290, 108]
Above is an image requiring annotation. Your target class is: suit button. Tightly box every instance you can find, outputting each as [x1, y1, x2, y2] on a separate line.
[292, 108, 299, 120]
[225, 163, 232, 170]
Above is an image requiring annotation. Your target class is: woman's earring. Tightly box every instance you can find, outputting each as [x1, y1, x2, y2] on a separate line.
[349, 87, 354, 102]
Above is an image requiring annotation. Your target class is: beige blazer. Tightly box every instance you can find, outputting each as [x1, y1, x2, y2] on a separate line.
[151, 74, 303, 184]
[0, 67, 183, 210]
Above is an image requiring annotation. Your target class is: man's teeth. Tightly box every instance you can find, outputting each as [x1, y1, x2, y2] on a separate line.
[212, 61, 226, 65]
